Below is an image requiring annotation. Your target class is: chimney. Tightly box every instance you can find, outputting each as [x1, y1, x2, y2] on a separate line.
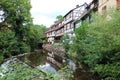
[76, 5, 79, 8]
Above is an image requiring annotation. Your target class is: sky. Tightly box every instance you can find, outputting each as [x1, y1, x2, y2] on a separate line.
[30, 0, 92, 27]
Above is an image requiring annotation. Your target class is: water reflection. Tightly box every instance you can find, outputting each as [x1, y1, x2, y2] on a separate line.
[37, 62, 57, 73]
[18, 50, 63, 73]
[1, 50, 98, 80]
[18, 51, 47, 67]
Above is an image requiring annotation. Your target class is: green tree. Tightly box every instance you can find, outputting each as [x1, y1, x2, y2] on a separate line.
[0, 29, 19, 62]
[71, 10, 120, 79]
[0, 0, 32, 53]
[56, 15, 63, 21]
[25, 24, 47, 51]
[62, 34, 70, 53]
[0, 0, 32, 39]
[54, 15, 63, 23]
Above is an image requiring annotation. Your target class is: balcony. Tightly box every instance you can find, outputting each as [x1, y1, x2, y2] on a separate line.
[56, 32, 64, 37]
[64, 28, 74, 34]
[64, 17, 73, 24]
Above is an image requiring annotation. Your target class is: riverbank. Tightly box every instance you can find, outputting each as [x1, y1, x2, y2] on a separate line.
[43, 44, 98, 80]
[43, 44, 65, 57]
[0, 49, 73, 80]
[0, 49, 42, 65]
[0, 53, 28, 65]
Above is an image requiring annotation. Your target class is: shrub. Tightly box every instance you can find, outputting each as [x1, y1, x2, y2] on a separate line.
[0, 29, 19, 59]
[71, 10, 120, 79]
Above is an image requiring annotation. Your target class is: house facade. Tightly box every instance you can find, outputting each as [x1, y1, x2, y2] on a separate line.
[45, 0, 120, 44]
[98, 0, 120, 13]
[74, 0, 99, 29]
[64, 3, 88, 38]
[55, 21, 64, 42]
[45, 25, 56, 44]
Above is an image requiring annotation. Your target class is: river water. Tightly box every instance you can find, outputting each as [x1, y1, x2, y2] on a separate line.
[0, 49, 98, 80]
[18, 50, 59, 73]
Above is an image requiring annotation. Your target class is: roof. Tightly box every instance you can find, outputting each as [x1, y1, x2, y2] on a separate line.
[74, 9, 91, 24]
[64, 2, 88, 17]
[74, 0, 98, 24]
[45, 20, 63, 33]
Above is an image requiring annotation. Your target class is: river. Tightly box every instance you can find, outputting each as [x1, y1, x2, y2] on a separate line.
[0, 49, 98, 80]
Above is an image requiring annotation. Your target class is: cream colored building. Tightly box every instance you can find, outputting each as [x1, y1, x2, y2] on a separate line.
[98, 0, 120, 13]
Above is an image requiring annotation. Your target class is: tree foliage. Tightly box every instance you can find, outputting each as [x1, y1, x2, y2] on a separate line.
[0, 0, 32, 62]
[56, 15, 63, 21]
[70, 10, 120, 79]
[62, 34, 70, 52]
[0, 0, 32, 40]
[0, 0, 47, 62]
[25, 24, 47, 51]
[0, 62, 73, 80]
[0, 29, 18, 59]
[54, 15, 63, 23]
